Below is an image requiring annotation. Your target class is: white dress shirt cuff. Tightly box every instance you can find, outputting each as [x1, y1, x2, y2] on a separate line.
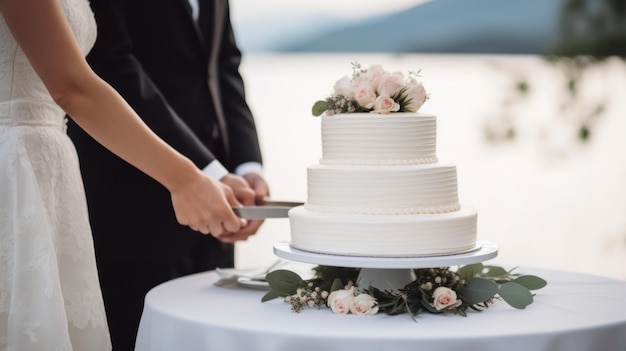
[202, 161, 263, 180]
[202, 160, 229, 180]
[235, 162, 263, 177]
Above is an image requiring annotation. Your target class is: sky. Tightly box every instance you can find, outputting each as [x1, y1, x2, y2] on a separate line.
[228, 0, 432, 52]
[229, 0, 430, 24]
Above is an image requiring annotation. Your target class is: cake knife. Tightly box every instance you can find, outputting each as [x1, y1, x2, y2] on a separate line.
[232, 201, 303, 219]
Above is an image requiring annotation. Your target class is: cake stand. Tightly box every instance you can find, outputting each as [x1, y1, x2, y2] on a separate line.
[273, 241, 498, 290]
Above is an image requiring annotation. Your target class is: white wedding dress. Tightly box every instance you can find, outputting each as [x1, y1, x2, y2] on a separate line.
[0, 0, 111, 350]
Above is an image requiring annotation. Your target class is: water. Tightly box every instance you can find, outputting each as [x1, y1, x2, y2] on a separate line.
[234, 53, 626, 281]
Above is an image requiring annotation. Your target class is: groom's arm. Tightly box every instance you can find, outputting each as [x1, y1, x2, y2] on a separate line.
[215, 1, 263, 172]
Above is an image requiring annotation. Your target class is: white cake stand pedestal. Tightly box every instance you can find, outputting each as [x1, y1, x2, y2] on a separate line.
[273, 241, 498, 290]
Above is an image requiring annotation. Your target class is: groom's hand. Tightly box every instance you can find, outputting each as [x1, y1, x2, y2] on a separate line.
[243, 172, 269, 204]
[218, 173, 266, 242]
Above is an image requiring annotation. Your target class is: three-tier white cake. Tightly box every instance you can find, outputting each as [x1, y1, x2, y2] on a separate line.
[288, 112, 477, 257]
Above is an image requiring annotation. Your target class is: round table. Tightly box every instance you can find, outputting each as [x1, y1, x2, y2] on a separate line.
[134, 266, 626, 351]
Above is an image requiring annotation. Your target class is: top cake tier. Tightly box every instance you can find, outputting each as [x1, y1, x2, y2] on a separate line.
[320, 112, 438, 165]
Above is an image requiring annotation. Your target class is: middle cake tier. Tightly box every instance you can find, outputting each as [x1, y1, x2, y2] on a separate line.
[304, 163, 461, 215]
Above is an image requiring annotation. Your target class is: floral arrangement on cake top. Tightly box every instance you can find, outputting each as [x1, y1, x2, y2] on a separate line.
[262, 264, 547, 318]
[312, 62, 428, 116]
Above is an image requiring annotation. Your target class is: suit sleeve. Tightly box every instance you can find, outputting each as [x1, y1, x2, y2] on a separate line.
[86, 0, 217, 168]
[216, 2, 263, 169]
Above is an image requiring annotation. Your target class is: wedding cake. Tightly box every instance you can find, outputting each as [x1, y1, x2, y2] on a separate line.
[288, 64, 477, 257]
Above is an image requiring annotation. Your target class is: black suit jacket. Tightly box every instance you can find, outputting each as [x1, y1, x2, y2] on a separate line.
[68, 0, 262, 264]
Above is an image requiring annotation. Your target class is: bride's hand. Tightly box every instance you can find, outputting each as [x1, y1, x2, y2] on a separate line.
[169, 170, 244, 238]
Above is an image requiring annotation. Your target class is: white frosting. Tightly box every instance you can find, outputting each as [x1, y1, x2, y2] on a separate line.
[289, 206, 478, 257]
[321, 113, 437, 165]
[305, 163, 460, 215]
[319, 156, 438, 166]
[289, 112, 478, 257]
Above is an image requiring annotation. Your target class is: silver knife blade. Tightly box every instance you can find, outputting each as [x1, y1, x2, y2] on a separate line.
[232, 201, 303, 219]
[261, 201, 305, 207]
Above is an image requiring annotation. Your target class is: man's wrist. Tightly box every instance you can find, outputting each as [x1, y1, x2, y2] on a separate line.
[202, 160, 263, 180]
[202, 160, 229, 180]
[235, 162, 263, 177]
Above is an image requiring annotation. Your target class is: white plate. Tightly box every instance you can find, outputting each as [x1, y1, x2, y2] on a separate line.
[215, 267, 266, 280]
[273, 241, 498, 269]
[236, 277, 270, 290]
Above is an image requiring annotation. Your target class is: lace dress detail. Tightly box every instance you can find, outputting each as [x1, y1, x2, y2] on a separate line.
[0, 0, 111, 350]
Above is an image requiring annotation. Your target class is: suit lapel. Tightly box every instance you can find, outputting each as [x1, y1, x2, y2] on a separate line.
[206, 0, 221, 59]
[204, 0, 231, 159]
[178, 0, 208, 52]
[179, 0, 231, 159]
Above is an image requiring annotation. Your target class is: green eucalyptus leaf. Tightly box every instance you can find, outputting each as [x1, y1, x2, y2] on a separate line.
[458, 263, 484, 279]
[314, 266, 360, 284]
[312, 101, 328, 116]
[513, 275, 548, 290]
[459, 278, 498, 304]
[265, 270, 303, 294]
[499, 282, 533, 309]
[482, 266, 509, 278]
[330, 278, 344, 292]
[261, 290, 284, 302]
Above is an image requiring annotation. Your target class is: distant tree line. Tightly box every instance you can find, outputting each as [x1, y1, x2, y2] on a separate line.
[553, 0, 626, 57]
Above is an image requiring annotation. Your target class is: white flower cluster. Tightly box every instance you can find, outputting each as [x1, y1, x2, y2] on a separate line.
[284, 282, 329, 313]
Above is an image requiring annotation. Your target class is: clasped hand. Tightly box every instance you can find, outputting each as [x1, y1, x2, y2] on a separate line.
[169, 171, 268, 242]
[219, 172, 269, 243]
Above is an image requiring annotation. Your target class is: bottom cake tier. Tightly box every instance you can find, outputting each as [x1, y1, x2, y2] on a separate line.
[288, 206, 477, 257]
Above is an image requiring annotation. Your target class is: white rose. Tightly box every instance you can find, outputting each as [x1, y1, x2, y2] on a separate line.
[353, 85, 377, 109]
[350, 294, 379, 316]
[431, 287, 462, 310]
[363, 64, 386, 82]
[333, 76, 353, 97]
[371, 95, 400, 114]
[376, 72, 405, 97]
[403, 82, 427, 112]
[327, 287, 355, 314]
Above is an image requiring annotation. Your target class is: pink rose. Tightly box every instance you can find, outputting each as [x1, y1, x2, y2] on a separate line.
[327, 287, 355, 314]
[350, 294, 379, 316]
[431, 287, 462, 310]
[353, 85, 376, 109]
[403, 82, 427, 112]
[372, 95, 400, 114]
[376, 72, 405, 97]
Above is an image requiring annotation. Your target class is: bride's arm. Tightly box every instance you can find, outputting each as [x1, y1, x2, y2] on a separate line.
[0, 0, 244, 238]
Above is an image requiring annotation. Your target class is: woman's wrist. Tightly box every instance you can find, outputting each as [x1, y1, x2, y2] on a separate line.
[161, 157, 204, 193]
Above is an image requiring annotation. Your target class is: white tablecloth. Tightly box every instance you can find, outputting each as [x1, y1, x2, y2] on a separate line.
[135, 267, 626, 351]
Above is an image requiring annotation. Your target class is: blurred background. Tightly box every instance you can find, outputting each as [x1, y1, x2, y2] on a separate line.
[229, 0, 626, 280]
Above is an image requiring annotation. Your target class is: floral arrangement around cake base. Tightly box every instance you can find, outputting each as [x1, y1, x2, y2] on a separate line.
[262, 264, 547, 318]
